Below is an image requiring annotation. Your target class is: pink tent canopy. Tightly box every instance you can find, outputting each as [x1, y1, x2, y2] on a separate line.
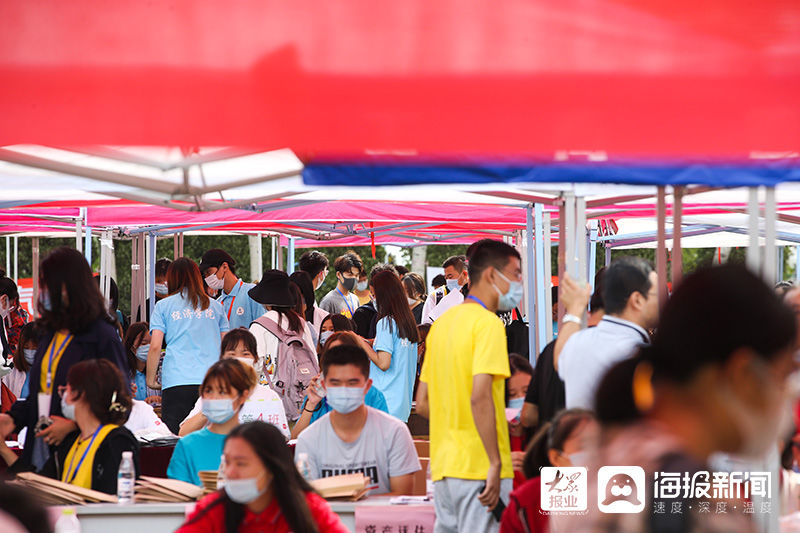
[2, 1, 799, 158]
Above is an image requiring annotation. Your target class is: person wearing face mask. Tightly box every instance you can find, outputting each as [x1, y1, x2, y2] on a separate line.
[4, 322, 42, 400]
[564, 264, 798, 533]
[0, 275, 29, 373]
[416, 239, 522, 533]
[179, 329, 289, 439]
[352, 263, 399, 340]
[177, 421, 348, 533]
[167, 358, 255, 486]
[0, 359, 139, 495]
[122, 321, 161, 403]
[137, 258, 172, 322]
[354, 270, 371, 306]
[298, 250, 331, 336]
[316, 313, 355, 353]
[292, 331, 389, 439]
[295, 344, 420, 496]
[0, 247, 128, 473]
[499, 408, 598, 533]
[505, 354, 533, 488]
[402, 272, 427, 324]
[199, 249, 264, 332]
[147, 258, 230, 435]
[319, 252, 363, 320]
[358, 270, 420, 422]
[421, 255, 469, 324]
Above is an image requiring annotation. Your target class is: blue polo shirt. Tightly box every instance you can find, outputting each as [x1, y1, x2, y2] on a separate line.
[371, 317, 418, 422]
[167, 427, 226, 486]
[217, 278, 264, 331]
[150, 292, 230, 389]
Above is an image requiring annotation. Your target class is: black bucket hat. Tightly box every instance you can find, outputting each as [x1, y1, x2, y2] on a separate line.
[248, 269, 294, 306]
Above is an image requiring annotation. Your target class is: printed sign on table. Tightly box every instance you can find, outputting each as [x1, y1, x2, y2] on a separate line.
[355, 505, 435, 533]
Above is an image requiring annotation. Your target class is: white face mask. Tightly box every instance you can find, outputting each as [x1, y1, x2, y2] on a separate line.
[566, 451, 591, 467]
[407, 297, 417, 306]
[0, 295, 13, 319]
[205, 272, 225, 291]
[224, 471, 269, 504]
[234, 357, 258, 371]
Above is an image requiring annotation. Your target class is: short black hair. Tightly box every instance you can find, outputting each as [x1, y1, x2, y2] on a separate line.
[321, 344, 370, 379]
[0, 275, 19, 300]
[369, 263, 398, 286]
[442, 255, 467, 272]
[602, 257, 654, 315]
[298, 251, 329, 279]
[155, 258, 172, 278]
[221, 328, 259, 358]
[333, 252, 362, 275]
[466, 240, 520, 283]
[395, 265, 409, 276]
[431, 274, 446, 288]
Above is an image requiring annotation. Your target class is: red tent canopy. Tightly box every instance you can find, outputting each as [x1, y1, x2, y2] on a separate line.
[2, 1, 799, 157]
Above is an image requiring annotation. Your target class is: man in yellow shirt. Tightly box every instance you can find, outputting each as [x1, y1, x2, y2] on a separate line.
[417, 239, 523, 533]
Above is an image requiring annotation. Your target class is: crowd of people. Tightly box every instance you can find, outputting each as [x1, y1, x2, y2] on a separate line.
[0, 239, 799, 533]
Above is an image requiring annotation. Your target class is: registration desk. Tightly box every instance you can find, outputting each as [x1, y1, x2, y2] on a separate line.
[55, 496, 434, 533]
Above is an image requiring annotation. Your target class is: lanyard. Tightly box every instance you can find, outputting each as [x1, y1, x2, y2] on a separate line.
[63, 424, 104, 484]
[226, 280, 243, 320]
[45, 333, 72, 392]
[602, 317, 650, 344]
[336, 288, 355, 317]
[466, 295, 488, 310]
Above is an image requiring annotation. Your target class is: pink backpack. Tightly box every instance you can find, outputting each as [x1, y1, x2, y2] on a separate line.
[251, 316, 319, 421]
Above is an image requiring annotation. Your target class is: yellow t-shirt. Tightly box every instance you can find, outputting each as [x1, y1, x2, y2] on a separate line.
[420, 301, 513, 481]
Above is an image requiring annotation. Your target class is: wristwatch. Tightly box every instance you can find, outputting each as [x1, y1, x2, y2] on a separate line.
[562, 313, 582, 325]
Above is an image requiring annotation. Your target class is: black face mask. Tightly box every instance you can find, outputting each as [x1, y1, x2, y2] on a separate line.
[340, 276, 357, 292]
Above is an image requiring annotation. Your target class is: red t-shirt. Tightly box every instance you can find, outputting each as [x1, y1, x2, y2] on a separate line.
[500, 476, 549, 533]
[177, 491, 350, 533]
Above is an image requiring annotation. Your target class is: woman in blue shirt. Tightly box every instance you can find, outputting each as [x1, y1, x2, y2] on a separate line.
[363, 271, 419, 422]
[147, 258, 230, 434]
[167, 358, 255, 486]
[123, 322, 160, 404]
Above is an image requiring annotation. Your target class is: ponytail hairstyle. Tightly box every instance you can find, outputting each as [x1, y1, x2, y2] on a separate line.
[594, 264, 797, 425]
[184, 422, 319, 533]
[522, 408, 595, 479]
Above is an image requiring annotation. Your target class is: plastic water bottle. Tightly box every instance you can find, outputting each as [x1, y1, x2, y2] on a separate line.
[217, 454, 226, 489]
[117, 451, 135, 504]
[54, 508, 81, 533]
[296, 452, 311, 480]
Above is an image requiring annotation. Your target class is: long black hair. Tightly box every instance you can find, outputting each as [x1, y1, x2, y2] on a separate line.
[289, 271, 316, 323]
[38, 247, 112, 333]
[372, 270, 419, 343]
[184, 422, 319, 533]
[595, 264, 797, 424]
[122, 322, 149, 378]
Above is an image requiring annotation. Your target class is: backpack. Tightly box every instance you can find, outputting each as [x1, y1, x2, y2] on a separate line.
[251, 316, 319, 421]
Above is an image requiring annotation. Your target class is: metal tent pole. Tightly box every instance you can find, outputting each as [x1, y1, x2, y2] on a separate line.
[287, 237, 296, 274]
[525, 205, 537, 364]
[671, 186, 684, 287]
[84, 227, 93, 266]
[13, 236, 18, 282]
[32, 238, 40, 318]
[764, 187, 777, 283]
[544, 213, 554, 344]
[656, 187, 668, 306]
[534, 203, 547, 356]
[576, 197, 587, 282]
[148, 233, 156, 317]
[747, 187, 761, 273]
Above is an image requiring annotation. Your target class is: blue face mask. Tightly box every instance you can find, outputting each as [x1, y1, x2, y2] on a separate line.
[326, 386, 365, 414]
[135, 344, 150, 362]
[445, 278, 461, 292]
[319, 330, 334, 347]
[40, 291, 52, 312]
[508, 397, 525, 410]
[23, 348, 36, 365]
[154, 283, 168, 296]
[494, 270, 524, 312]
[202, 398, 237, 424]
[60, 395, 76, 421]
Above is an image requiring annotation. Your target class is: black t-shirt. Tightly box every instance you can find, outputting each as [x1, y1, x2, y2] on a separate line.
[524, 339, 565, 431]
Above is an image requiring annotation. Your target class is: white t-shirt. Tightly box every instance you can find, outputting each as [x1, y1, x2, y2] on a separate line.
[125, 399, 174, 436]
[295, 407, 421, 495]
[180, 384, 290, 439]
[422, 287, 464, 324]
[249, 310, 316, 379]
